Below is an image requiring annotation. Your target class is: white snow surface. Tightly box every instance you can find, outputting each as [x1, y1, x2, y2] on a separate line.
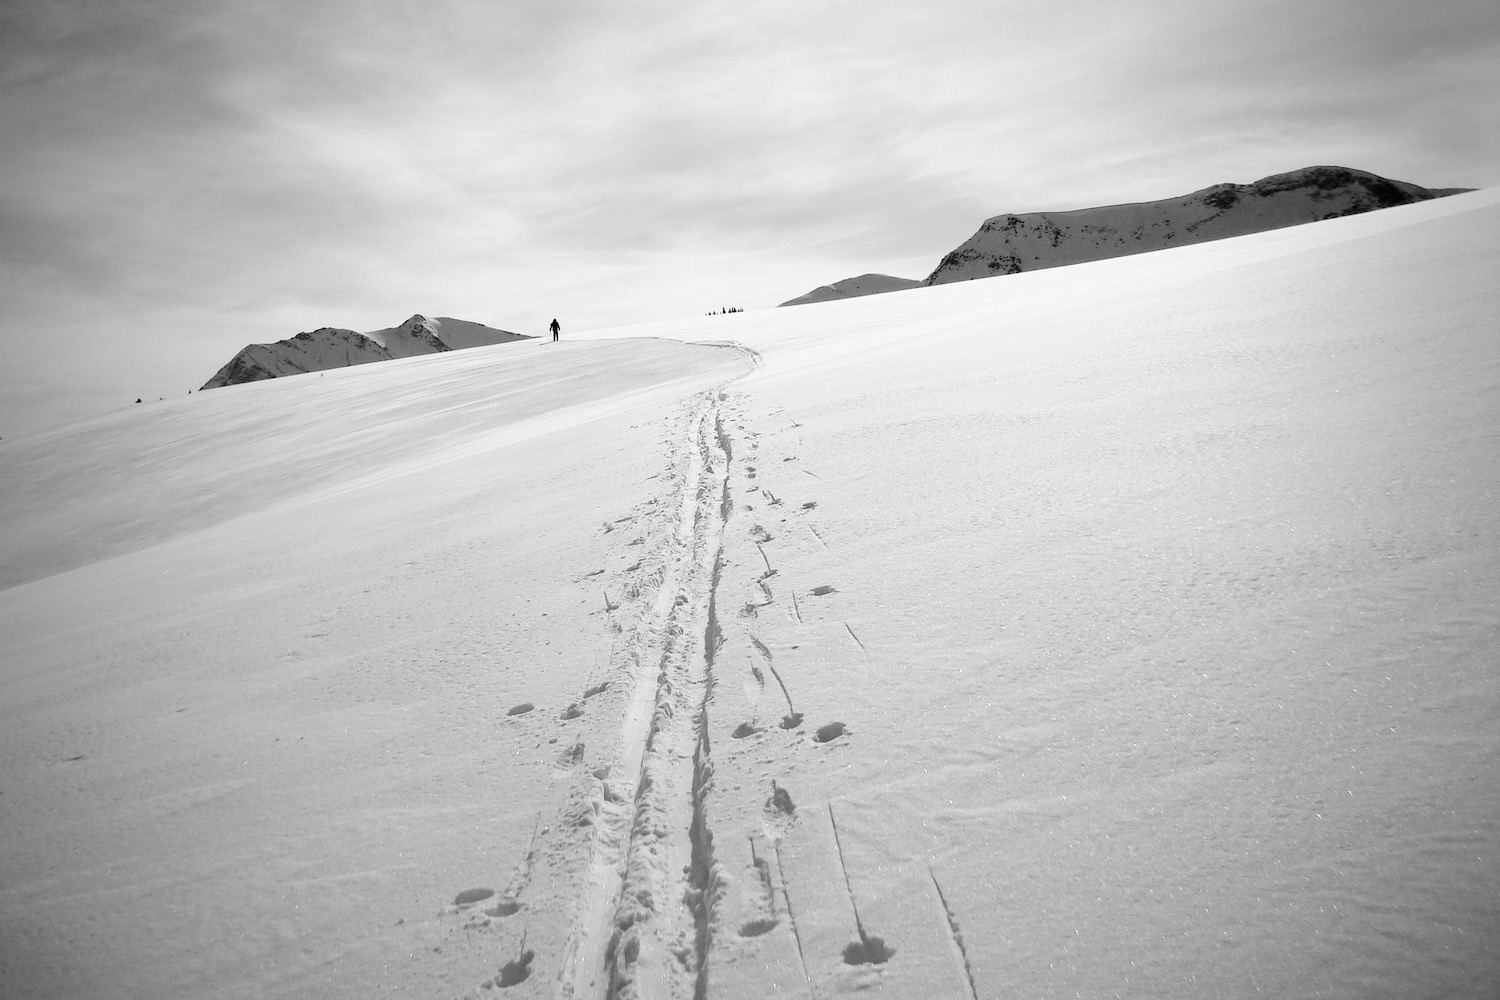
[778, 274, 923, 308]
[2, 189, 1498, 999]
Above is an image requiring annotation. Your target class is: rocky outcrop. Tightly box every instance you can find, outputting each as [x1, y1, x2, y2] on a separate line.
[365, 314, 454, 359]
[200, 328, 389, 389]
[201, 315, 530, 390]
[923, 166, 1470, 285]
[778, 167, 1471, 307]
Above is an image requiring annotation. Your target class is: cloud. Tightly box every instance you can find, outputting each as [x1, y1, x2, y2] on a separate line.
[1, 0, 1497, 433]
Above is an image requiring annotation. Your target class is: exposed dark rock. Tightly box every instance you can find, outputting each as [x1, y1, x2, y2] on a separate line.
[200, 316, 530, 390]
[922, 166, 1469, 286]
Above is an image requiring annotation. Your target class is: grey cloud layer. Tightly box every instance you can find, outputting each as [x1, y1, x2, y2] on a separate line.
[1, 0, 1496, 432]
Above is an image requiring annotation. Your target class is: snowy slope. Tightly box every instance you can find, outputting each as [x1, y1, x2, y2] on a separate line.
[198, 325, 389, 388]
[200, 314, 529, 389]
[778, 273, 923, 308]
[3, 189, 1497, 999]
[924, 165, 1461, 284]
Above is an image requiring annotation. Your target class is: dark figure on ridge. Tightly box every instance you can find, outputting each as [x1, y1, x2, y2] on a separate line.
[549, 318, 560, 342]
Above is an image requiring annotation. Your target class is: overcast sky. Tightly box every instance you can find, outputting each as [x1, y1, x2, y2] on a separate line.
[2, 0, 1497, 434]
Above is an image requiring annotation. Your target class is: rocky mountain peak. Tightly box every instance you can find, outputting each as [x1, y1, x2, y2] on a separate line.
[200, 315, 530, 390]
[922, 165, 1468, 286]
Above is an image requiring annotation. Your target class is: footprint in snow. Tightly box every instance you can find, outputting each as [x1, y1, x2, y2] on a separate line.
[484, 898, 521, 917]
[812, 721, 847, 743]
[495, 949, 534, 987]
[843, 935, 896, 965]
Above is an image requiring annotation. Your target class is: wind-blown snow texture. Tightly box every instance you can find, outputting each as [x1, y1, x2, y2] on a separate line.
[2, 189, 1497, 999]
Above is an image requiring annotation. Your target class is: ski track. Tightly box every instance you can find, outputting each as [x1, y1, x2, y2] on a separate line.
[559, 379, 742, 999]
[484, 340, 877, 998]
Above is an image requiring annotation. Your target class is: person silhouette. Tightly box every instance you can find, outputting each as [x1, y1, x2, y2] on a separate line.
[549, 318, 560, 342]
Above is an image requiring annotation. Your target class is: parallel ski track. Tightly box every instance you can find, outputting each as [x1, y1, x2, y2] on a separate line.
[562, 344, 758, 1000]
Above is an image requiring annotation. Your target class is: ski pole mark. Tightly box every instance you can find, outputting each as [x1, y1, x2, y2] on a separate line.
[930, 867, 981, 1000]
[843, 622, 867, 656]
[774, 844, 815, 994]
[755, 542, 774, 575]
[495, 929, 533, 988]
[735, 649, 767, 736]
[483, 812, 543, 918]
[751, 634, 801, 728]
[828, 803, 895, 966]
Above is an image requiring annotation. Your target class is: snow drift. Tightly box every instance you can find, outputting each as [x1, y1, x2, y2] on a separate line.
[2, 188, 1497, 999]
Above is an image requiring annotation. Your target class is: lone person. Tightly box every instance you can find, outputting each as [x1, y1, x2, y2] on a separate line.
[549, 317, 561, 343]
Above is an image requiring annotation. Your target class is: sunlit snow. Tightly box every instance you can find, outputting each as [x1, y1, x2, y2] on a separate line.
[2, 190, 1496, 999]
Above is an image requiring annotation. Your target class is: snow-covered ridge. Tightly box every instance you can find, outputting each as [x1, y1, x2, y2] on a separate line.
[199, 314, 529, 389]
[2, 188, 1497, 999]
[780, 165, 1470, 306]
[778, 273, 923, 308]
[924, 164, 1465, 284]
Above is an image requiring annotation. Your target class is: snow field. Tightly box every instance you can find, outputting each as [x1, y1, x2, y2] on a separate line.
[0, 339, 754, 998]
[2, 188, 1497, 998]
[678, 189, 1500, 999]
